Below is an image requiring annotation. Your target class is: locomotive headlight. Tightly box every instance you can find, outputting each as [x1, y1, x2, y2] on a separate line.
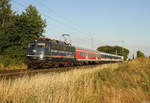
[40, 51, 44, 60]
[33, 50, 37, 53]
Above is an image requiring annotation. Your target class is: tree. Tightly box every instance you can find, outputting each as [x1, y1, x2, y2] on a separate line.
[0, 1, 46, 66]
[0, 4, 46, 57]
[0, 0, 12, 28]
[0, 0, 14, 53]
[136, 50, 145, 58]
[97, 45, 129, 60]
[15, 5, 46, 50]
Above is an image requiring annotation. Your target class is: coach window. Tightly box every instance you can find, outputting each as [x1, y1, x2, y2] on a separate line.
[103, 55, 105, 58]
[90, 54, 92, 57]
[81, 52, 83, 57]
[110, 56, 112, 59]
[82, 52, 84, 57]
[89, 53, 91, 57]
[83, 52, 85, 57]
[104, 55, 106, 58]
[90, 53, 91, 57]
[88, 53, 90, 57]
[100, 54, 102, 58]
[83, 52, 84, 57]
[101, 54, 103, 58]
[107, 55, 109, 58]
[80, 52, 82, 57]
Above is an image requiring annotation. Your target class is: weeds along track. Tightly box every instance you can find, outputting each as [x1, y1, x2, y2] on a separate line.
[0, 64, 100, 80]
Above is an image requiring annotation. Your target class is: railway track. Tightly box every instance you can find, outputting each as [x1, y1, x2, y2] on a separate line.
[0, 64, 100, 80]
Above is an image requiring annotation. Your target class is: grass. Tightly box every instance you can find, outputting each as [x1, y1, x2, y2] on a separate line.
[0, 56, 27, 70]
[0, 58, 150, 103]
[0, 63, 27, 70]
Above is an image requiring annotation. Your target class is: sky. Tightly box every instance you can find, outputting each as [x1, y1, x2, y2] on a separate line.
[11, 0, 150, 58]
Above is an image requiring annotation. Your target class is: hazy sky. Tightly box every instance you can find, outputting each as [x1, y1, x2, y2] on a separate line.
[11, 0, 150, 57]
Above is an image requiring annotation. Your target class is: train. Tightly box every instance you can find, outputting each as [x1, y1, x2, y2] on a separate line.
[26, 38, 123, 68]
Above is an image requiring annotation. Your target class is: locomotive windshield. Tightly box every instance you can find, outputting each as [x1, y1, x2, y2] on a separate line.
[28, 43, 35, 48]
[37, 43, 45, 48]
[28, 42, 46, 48]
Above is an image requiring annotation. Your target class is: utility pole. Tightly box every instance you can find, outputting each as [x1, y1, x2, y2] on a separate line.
[91, 37, 94, 49]
[116, 50, 118, 55]
[132, 54, 135, 59]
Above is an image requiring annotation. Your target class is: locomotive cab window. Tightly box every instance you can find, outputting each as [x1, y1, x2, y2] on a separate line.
[28, 43, 35, 48]
[37, 43, 45, 48]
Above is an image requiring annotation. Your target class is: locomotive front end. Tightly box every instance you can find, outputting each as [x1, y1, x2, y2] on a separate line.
[26, 39, 51, 68]
[27, 42, 46, 60]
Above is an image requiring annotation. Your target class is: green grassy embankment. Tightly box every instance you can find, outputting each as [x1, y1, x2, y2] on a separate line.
[0, 58, 150, 103]
[0, 56, 27, 70]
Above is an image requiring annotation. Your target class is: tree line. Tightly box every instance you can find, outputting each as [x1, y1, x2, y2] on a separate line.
[97, 45, 146, 60]
[97, 45, 129, 60]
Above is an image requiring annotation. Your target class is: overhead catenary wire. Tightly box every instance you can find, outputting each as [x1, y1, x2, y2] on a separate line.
[30, 0, 90, 36]
[12, 0, 93, 48]
[12, 0, 90, 37]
